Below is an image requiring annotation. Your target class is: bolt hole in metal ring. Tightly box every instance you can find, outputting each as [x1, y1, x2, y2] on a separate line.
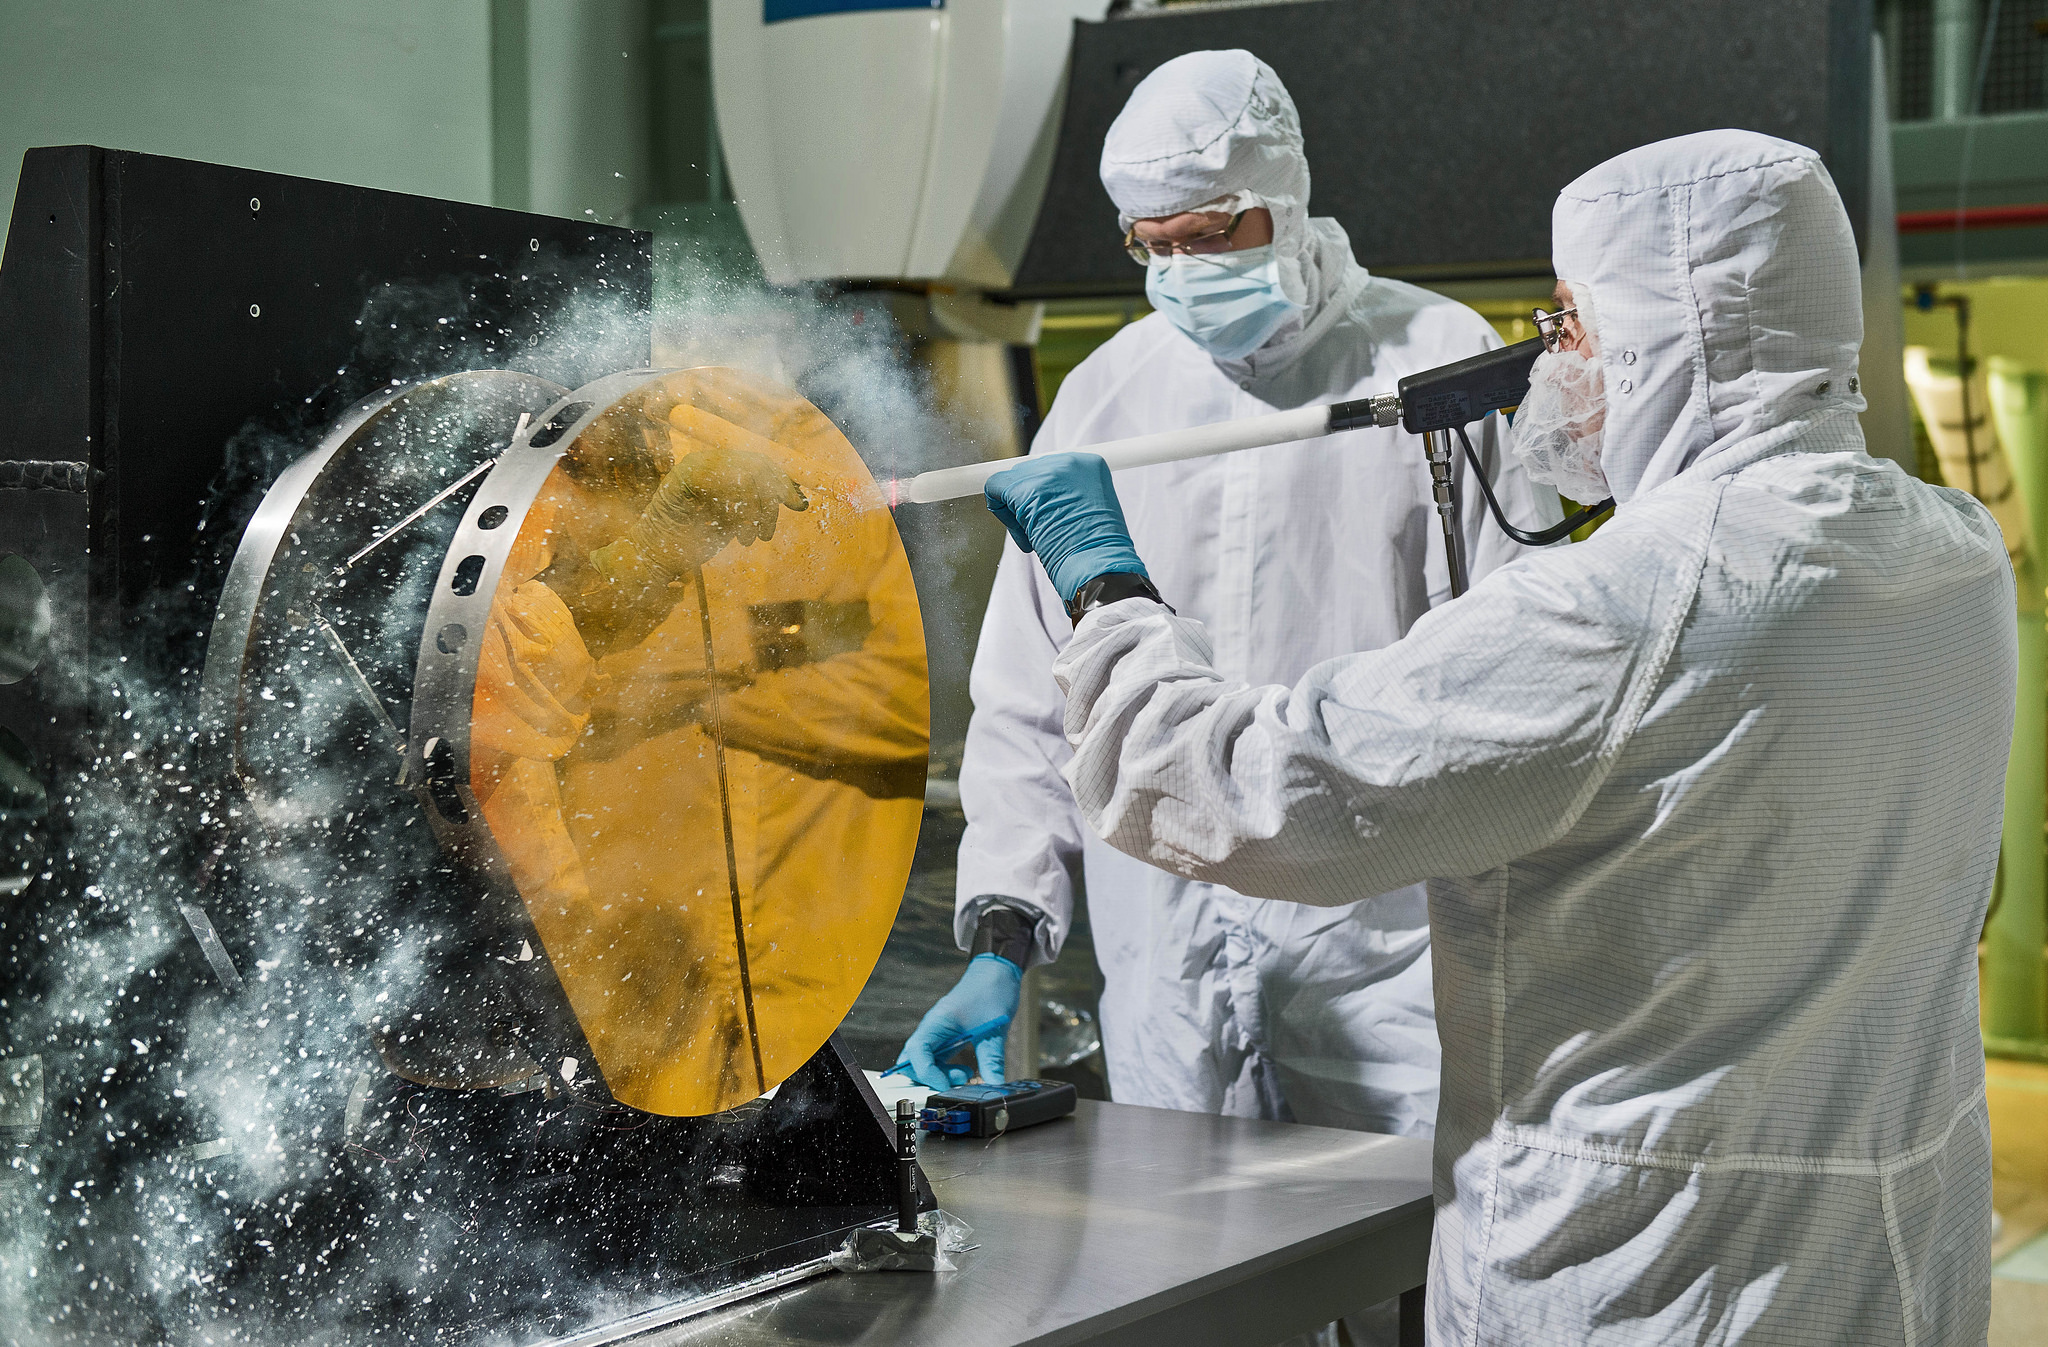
[528, 402, 595, 448]
[449, 554, 486, 596]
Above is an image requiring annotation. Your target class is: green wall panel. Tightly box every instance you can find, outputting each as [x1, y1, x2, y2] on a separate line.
[0, 0, 495, 226]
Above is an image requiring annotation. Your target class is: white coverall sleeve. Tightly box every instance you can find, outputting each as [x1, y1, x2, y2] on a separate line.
[952, 537, 1087, 964]
[1051, 537, 1694, 906]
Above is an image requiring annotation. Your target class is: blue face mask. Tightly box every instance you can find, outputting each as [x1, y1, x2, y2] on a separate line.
[1144, 245, 1301, 361]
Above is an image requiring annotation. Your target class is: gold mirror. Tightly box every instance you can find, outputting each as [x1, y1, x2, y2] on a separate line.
[467, 367, 929, 1115]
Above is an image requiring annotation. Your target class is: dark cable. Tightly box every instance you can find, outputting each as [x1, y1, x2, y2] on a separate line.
[1454, 423, 1613, 547]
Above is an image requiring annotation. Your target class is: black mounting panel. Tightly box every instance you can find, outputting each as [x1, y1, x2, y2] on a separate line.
[0, 148, 922, 1345]
[0, 144, 651, 666]
[0, 143, 654, 787]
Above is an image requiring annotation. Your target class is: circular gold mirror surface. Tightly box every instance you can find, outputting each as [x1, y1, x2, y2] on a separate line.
[469, 367, 929, 1115]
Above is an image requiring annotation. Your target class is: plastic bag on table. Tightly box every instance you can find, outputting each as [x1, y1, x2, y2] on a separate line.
[828, 1208, 976, 1273]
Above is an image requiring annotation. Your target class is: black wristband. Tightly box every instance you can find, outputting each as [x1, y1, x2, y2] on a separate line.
[1066, 571, 1170, 625]
[970, 901, 1041, 969]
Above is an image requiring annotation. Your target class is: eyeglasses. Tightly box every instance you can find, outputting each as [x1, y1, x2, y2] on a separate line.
[1124, 211, 1248, 266]
[1532, 305, 1583, 353]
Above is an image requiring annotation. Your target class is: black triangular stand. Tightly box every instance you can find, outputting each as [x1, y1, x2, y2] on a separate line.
[751, 1033, 937, 1214]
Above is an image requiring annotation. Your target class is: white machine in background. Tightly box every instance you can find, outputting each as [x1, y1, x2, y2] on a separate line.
[711, 0, 1106, 339]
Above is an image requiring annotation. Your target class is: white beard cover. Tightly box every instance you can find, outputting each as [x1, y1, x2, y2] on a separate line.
[1509, 348, 1611, 504]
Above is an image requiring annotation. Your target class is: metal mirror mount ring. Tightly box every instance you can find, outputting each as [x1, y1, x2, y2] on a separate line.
[405, 368, 673, 845]
[198, 372, 569, 784]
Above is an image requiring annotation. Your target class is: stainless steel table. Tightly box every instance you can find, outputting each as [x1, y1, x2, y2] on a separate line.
[638, 1099, 1434, 1347]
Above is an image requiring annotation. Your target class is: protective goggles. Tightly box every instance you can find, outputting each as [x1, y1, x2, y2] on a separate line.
[1531, 305, 1584, 353]
[1123, 211, 1249, 266]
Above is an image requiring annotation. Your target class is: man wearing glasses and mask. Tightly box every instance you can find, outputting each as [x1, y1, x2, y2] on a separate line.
[899, 52, 1555, 1340]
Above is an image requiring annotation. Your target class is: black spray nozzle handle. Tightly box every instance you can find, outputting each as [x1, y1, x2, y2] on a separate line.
[1328, 337, 1549, 437]
[1332, 337, 1613, 549]
[1393, 337, 1546, 434]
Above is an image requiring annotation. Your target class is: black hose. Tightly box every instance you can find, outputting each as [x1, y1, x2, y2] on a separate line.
[1454, 423, 1613, 547]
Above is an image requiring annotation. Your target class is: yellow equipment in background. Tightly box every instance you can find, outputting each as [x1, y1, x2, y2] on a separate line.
[1906, 346, 2048, 1060]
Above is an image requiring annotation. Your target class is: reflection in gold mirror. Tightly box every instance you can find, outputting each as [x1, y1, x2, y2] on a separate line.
[469, 368, 929, 1115]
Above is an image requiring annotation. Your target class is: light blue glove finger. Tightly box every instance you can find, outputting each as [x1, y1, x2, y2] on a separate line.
[984, 453, 1149, 603]
[985, 487, 1032, 555]
[898, 953, 1022, 1092]
[974, 1031, 1007, 1086]
[903, 1030, 953, 1094]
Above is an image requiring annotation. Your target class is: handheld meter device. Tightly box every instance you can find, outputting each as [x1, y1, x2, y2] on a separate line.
[918, 1080, 1078, 1138]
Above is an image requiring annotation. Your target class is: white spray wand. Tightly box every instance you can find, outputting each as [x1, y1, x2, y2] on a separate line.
[885, 395, 1400, 506]
[880, 338, 1607, 597]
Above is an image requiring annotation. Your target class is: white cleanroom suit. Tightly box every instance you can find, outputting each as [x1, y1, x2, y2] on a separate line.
[954, 47, 1557, 1136]
[1051, 130, 2007, 1343]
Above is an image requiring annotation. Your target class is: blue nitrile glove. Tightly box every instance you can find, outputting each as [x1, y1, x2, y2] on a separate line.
[984, 453, 1148, 603]
[899, 953, 1022, 1090]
